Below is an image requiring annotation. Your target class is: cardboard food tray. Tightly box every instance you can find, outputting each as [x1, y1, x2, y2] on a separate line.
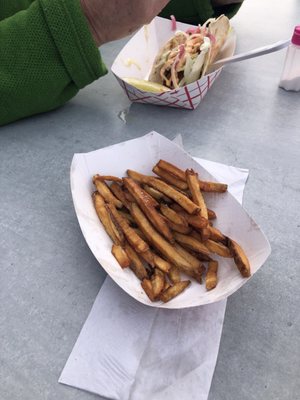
[111, 17, 236, 110]
[70, 132, 271, 309]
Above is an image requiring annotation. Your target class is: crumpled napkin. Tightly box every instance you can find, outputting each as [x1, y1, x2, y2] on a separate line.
[59, 157, 249, 400]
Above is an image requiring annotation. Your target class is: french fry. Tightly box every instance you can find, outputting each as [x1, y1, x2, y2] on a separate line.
[163, 281, 171, 291]
[123, 190, 135, 203]
[153, 254, 172, 273]
[140, 249, 155, 268]
[160, 281, 191, 303]
[227, 238, 251, 277]
[170, 204, 208, 229]
[130, 203, 194, 271]
[93, 177, 123, 208]
[206, 260, 218, 290]
[208, 209, 217, 220]
[166, 220, 192, 234]
[208, 225, 227, 244]
[106, 203, 149, 253]
[160, 204, 188, 226]
[153, 165, 188, 190]
[168, 266, 181, 283]
[146, 178, 200, 215]
[92, 192, 124, 245]
[151, 268, 165, 298]
[156, 160, 228, 192]
[205, 239, 232, 258]
[124, 243, 148, 280]
[143, 185, 172, 203]
[141, 279, 155, 301]
[173, 243, 203, 270]
[118, 210, 136, 226]
[111, 245, 130, 268]
[173, 232, 210, 257]
[110, 182, 131, 210]
[127, 169, 151, 184]
[123, 178, 174, 242]
[93, 174, 123, 183]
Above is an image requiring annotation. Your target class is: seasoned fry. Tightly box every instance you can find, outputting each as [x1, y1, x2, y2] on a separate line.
[93, 174, 123, 183]
[110, 182, 131, 210]
[153, 254, 172, 273]
[130, 203, 194, 271]
[206, 260, 218, 290]
[153, 165, 188, 190]
[168, 266, 181, 283]
[143, 185, 172, 203]
[124, 243, 148, 280]
[173, 232, 210, 257]
[157, 160, 228, 192]
[123, 178, 174, 242]
[205, 239, 232, 258]
[160, 204, 188, 226]
[111, 245, 130, 268]
[151, 269, 165, 298]
[141, 279, 155, 301]
[227, 238, 251, 277]
[92, 192, 124, 245]
[106, 203, 149, 253]
[160, 281, 191, 303]
[93, 177, 123, 208]
[146, 178, 200, 215]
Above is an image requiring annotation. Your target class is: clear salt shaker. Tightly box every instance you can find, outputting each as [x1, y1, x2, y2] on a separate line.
[279, 26, 300, 91]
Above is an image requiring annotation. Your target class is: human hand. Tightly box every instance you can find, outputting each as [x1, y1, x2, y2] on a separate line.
[80, 0, 170, 46]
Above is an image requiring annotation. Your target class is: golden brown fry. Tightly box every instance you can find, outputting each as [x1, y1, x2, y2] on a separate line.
[205, 239, 232, 258]
[153, 254, 172, 273]
[173, 232, 210, 257]
[127, 169, 151, 184]
[92, 192, 124, 245]
[93, 174, 123, 183]
[146, 178, 200, 215]
[93, 177, 123, 208]
[160, 204, 188, 226]
[168, 266, 181, 284]
[118, 210, 136, 226]
[206, 260, 218, 290]
[151, 269, 165, 298]
[111, 245, 131, 269]
[163, 281, 171, 291]
[141, 279, 155, 301]
[110, 182, 131, 210]
[133, 228, 147, 241]
[140, 249, 155, 268]
[160, 281, 191, 303]
[124, 243, 148, 280]
[166, 220, 192, 234]
[143, 185, 172, 203]
[130, 203, 194, 271]
[170, 205, 208, 229]
[208, 225, 227, 244]
[227, 238, 251, 278]
[153, 165, 188, 190]
[123, 178, 174, 242]
[106, 203, 149, 253]
[185, 169, 208, 219]
[173, 243, 203, 270]
[123, 190, 135, 203]
[208, 209, 217, 220]
[157, 160, 228, 192]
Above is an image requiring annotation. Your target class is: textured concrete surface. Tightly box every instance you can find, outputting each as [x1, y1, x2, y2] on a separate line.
[1, 1, 300, 399]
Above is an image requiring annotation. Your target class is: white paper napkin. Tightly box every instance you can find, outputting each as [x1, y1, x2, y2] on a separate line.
[59, 157, 249, 400]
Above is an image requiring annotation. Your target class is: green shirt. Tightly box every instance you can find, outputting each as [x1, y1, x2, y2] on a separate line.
[0, 0, 241, 126]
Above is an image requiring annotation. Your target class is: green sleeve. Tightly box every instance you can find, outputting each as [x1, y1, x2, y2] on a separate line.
[0, 0, 107, 126]
[160, 0, 242, 25]
[0, 1, 35, 20]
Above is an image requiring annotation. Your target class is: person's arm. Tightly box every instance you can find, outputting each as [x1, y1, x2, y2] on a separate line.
[0, 0, 107, 126]
[160, 0, 243, 25]
[0, 1, 35, 21]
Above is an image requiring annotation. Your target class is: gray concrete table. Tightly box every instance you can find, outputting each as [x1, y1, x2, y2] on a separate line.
[1, 1, 300, 399]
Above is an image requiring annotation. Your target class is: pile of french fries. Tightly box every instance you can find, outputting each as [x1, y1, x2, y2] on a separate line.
[92, 160, 251, 303]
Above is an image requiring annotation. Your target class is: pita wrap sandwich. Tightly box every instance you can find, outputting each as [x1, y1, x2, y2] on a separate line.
[149, 15, 230, 90]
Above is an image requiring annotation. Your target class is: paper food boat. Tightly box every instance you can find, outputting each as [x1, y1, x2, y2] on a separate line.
[111, 17, 236, 110]
[70, 132, 271, 309]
